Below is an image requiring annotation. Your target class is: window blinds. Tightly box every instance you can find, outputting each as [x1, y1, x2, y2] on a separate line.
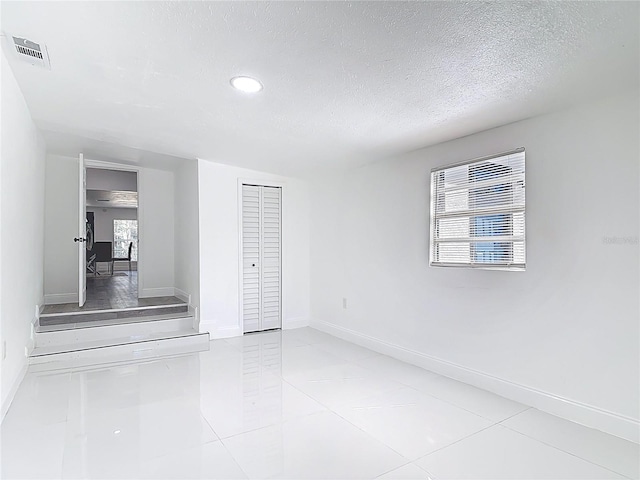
[430, 148, 526, 270]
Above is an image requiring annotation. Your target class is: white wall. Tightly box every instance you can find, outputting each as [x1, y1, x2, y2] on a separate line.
[1, 49, 47, 418]
[198, 160, 310, 338]
[44, 161, 175, 301]
[86, 168, 137, 191]
[138, 167, 175, 298]
[174, 160, 200, 308]
[309, 91, 639, 442]
[43, 154, 78, 303]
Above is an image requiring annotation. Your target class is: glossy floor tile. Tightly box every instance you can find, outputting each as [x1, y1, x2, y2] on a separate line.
[1, 421, 66, 479]
[139, 441, 247, 479]
[285, 362, 404, 409]
[2, 327, 637, 479]
[416, 425, 627, 479]
[334, 386, 493, 459]
[222, 411, 405, 479]
[412, 373, 530, 422]
[502, 408, 640, 479]
[376, 462, 433, 479]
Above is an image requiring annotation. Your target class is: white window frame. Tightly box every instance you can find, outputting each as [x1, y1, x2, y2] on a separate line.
[429, 148, 526, 271]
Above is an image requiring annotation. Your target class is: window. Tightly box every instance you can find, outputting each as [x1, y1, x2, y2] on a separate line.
[113, 219, 138, 261]
[430, 148, 525, 270]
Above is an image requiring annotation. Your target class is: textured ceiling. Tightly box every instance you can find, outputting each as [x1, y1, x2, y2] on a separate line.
[2, 1, 638, 176]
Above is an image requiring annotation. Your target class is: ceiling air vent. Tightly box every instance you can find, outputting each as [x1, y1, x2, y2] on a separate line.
[10, 35, 51, 69]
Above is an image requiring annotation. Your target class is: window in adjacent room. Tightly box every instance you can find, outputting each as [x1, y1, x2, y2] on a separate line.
[429, 148, 525, 270]
[113, 219, 138, 261]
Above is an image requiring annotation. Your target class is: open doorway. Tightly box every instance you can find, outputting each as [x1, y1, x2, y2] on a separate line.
[84, 167, 139, 309]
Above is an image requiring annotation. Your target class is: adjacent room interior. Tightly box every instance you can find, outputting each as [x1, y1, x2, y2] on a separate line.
[0, 2, 638, 479]
[66, 167, 139, 311]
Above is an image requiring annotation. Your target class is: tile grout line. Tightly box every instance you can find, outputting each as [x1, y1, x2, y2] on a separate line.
[350, 347, 535, 426]
[351, 360, 528, 430]
[277, 373, 418, 463]
[496, 405, 533, 423]
[372, 460, 422, 479]
[498, 422, 635, 479]
[215, 436, 253, 480]
[263, 340, 521, 469]
[415, 422, 499, 462]
[242, 332, 636, 477]
[195, 412, 254, 480]
[211, 354, 412, 473]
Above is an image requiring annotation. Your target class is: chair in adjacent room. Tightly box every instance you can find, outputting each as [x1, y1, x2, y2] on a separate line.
[112, 241, 133, 273]
[86, 253, 98, 276]
[94, 242, 113, 275]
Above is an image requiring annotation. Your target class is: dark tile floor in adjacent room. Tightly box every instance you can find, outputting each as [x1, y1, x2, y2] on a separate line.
[41, 271, 183, 315]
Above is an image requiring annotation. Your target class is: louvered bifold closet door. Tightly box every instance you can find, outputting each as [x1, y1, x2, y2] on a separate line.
[242, 185, 282, 333]
[242, 185, 261, 333]
[260, 187, 281, 330]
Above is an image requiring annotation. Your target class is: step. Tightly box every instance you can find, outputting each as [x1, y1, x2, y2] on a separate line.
[38, 303, 189, 328]
[35, 313, 196, 347]
[29, 329, 210, 372]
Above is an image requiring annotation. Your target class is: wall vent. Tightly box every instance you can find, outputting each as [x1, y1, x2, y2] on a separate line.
[9, 35, 51, 69]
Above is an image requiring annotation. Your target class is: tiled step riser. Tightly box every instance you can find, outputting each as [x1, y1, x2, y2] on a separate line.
[35, 316, 195, 348]
[29, 333, 210, 372]
[39, 304, 189, 327]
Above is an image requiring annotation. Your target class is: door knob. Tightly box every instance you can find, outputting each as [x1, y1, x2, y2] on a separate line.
[74, 237, 85, 242]
[252, 263, 256, 267]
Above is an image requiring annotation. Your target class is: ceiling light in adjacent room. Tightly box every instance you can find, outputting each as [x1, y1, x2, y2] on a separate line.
[230, 76, 263, 93]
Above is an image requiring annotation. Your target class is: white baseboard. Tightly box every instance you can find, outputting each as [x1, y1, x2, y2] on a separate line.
[202, 318, 307, 337]
[28, 315, 37, 353]
[283, 316, 309, 330]
[189, 306, 199, 330]
[44, 293, 77, 305]
[139, 287, 176, 298]
[1, 362, 27, 421]
[312, 320, 640, 444]
[201, 317, 308, 338]
[200, 321, 242, 339]
[174, 288, 191, 305]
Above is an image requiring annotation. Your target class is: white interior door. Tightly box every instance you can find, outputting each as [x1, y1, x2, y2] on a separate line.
[241, 184, 281, 333]
[77, 153, 86, 307]
[260, 187, 281, 330]
[242, 185, 261, 333]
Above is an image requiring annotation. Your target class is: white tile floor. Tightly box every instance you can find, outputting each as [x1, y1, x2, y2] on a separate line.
[2, 327, 638, 479]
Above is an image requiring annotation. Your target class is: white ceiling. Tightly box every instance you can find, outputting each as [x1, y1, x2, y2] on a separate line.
[2, 1, 638, 177]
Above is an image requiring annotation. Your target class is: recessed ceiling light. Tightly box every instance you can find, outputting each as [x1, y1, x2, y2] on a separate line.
[230, 76, 263, 93]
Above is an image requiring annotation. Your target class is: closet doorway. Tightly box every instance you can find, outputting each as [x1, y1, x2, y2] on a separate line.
[240, 183, 282, 333]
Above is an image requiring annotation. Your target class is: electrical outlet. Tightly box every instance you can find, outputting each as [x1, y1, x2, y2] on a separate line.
[342, 298, 347, 309]
[2, 340, 6, 361]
